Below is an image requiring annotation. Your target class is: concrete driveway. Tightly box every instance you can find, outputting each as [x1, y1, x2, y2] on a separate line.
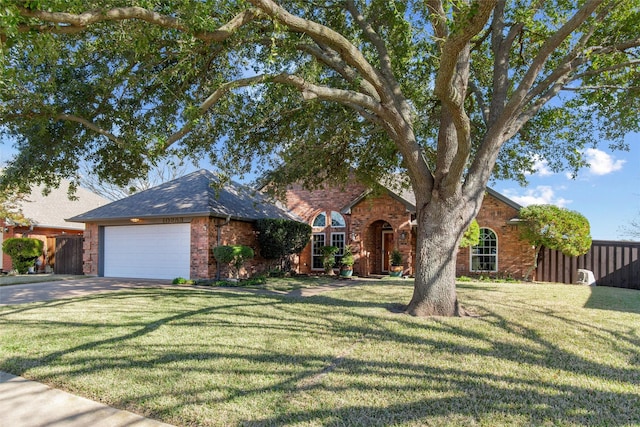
[0, 277, 175, 306]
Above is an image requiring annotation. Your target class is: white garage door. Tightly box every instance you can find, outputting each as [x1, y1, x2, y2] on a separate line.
[104, 224, 191, 279]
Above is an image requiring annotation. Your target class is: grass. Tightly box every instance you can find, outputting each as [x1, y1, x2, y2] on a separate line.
[1, 279, 639, 426]
[191, 274, 343, 292]
[0, 274, 86, 287]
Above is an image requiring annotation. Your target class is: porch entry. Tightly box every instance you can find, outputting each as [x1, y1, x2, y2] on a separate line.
[361, 220, 395, 276]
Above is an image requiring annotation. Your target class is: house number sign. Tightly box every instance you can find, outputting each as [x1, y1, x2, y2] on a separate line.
[162, 217, 185, 224]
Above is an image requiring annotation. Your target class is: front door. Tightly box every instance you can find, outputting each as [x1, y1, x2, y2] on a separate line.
[382, 231, 394, 272]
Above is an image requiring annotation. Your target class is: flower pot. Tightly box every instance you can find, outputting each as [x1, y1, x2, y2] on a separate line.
[389, 265, 403, 277]
[340, 267, 353, 277]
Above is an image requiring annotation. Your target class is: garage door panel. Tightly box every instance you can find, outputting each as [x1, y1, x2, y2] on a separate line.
[104, 224, 191, 279]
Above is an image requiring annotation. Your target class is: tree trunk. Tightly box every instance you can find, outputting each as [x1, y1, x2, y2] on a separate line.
[405, 197, 468, 317]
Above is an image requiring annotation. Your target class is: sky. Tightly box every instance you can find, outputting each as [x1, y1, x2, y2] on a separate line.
[491, 132, 639, 241]
[1, 132, 637, 241]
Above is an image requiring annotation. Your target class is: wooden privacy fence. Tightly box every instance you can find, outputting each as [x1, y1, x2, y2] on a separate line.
[54, 235, 84, 275]
[536, 240, 640, 290]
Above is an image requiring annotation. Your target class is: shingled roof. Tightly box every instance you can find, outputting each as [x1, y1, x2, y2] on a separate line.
[68, 169, 300, 223]
[13, 181, 108, 230]
[341, 175, 522, 214]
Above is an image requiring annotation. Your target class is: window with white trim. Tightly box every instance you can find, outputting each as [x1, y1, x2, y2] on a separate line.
[312, 212, 327, 228]
[471, 228, 498, 272]
[331, 232, 345, 266]
[331, 211, 346, 228]
[312, 233, 325, 270]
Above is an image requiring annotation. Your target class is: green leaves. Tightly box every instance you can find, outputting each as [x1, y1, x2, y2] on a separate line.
[254, 218, 311, 261]
[0, 0, 639, 213]
[2, 237, 43, 273]
[519, 204, 592, 257]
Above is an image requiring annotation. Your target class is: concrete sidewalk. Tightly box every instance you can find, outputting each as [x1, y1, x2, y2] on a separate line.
[0, 372, 175, 427]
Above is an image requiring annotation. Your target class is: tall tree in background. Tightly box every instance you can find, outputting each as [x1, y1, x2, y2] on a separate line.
[0, 190, 29, 226]
[1, 1, 639, 316]
[80, 160, 188, 201]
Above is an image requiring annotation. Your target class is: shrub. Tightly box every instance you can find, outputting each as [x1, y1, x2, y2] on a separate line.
[459, 219, 480, 248]
[519, 204, 591, 280]
[2, 237, 43, 274]
[213, 245, 255, 279]
[255, 219, 311, 271]
[341, 245, 355, 268]
[172, 277, 194, 285]
[390, 249, 403, 266]
[321, 245, 339, 274]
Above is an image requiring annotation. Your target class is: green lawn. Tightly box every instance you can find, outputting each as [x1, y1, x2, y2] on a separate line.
[1, 279, 639, 426]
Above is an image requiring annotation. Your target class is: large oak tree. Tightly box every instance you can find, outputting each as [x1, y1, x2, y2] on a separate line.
[1, 1, 639, 316]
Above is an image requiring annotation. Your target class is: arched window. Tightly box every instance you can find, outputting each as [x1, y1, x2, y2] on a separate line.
[310, 211, 347, 270]
[312, 212, 326, 228]
[331, 211, 346, 228]
[471, 228, 497, 272]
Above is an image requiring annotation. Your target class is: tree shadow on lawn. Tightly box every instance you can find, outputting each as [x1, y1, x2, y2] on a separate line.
[1, 287, 639, 426]
[583, 285, 640, 315]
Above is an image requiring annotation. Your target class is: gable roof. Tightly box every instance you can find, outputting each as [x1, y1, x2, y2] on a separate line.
[341, 176, 522, 214]
[12, 182, 108, 230]
[68, 169, 300, 223]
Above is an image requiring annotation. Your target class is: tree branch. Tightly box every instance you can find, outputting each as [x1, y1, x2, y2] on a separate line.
[164, 73, 383, 149]
[271, 74, 384, 115]
[500, 0, 603, 124]
[55, 114, 124, 147]
[429, 0, 496, 195]
[297, 44, 380, 100]
[164, 75, 273, 148]
[247, 0, 392, 104]
[344, 0, 400, 93]
[15, 6, 261, 42]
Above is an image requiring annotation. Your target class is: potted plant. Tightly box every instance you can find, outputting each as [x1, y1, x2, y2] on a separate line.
[321, 245, 339, 275]
[389, 248, 403, 277]
[339, 246, 355, 277]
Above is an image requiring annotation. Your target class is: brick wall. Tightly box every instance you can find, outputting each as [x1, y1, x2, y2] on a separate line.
[83, 223, 99, 276]
[286, 181, 367, 274]
[192, 218, 269, 280]
[350, 193, 413, 276]
[286, 181, 414, 276]
[286, 182, 534, 279]
[456, 193, 535, 279]
[82, 218, 268, 280]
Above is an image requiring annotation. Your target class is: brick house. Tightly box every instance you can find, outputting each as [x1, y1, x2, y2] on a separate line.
[284, 179, 536, 279]
[1, 182, 107, 273]
[68, 169, 534, 281]
[68, 169, 300, 280]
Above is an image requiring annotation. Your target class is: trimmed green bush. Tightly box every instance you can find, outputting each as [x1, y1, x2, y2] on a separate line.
[2, 237, 43, 274]
[213, 245, 254, 278]
[255, 219, 311, 271]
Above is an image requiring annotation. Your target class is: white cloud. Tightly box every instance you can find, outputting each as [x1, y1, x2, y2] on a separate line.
[503, 186, 572, 207]
[584, 148, 625, 175]
[530, 154, 553, 176]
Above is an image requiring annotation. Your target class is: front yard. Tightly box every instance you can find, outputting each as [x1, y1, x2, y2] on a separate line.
[1, 278, 639, 426]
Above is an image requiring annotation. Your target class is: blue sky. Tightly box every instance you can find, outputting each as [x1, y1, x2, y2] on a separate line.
[491, 132, 639, 241]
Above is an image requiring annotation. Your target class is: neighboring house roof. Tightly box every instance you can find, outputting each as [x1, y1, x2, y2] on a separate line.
[11, 181, 108, 230]
[68, 169, 301, 223]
